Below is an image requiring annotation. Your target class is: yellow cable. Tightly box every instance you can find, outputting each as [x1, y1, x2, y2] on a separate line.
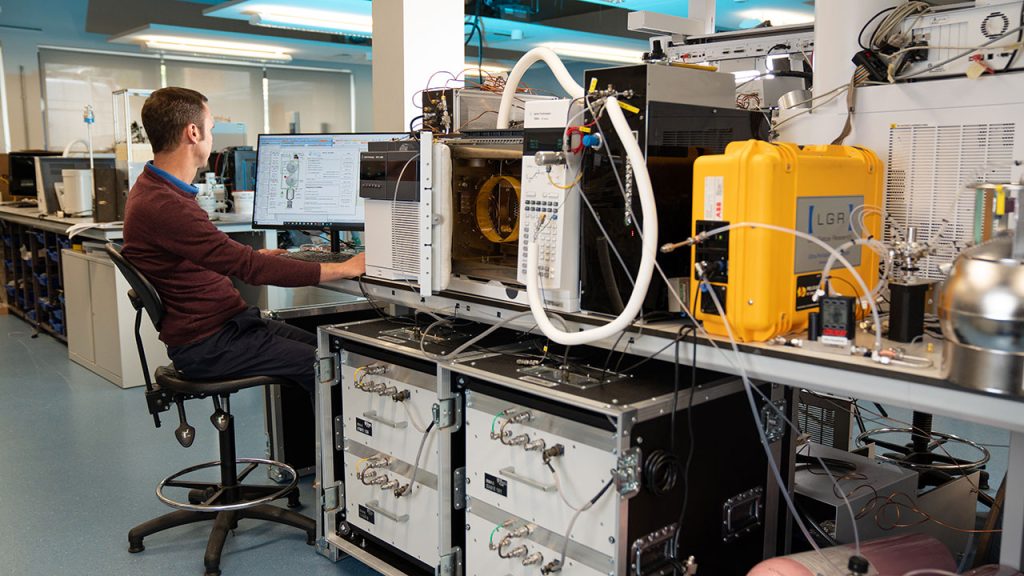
[355, 456, 372, 478]
[546, 170, 582, 190]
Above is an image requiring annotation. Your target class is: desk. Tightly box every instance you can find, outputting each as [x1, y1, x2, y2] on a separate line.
[0, 204, 255, 241]
[321, 276, 1024, 569]
[0, 205, 274, 385]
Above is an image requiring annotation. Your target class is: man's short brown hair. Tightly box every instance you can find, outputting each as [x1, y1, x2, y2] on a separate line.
[141, 87, 209, 154]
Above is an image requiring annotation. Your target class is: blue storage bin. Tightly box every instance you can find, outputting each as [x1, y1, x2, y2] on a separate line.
[51, 320, 64, 335]
[26, 310, 36, 322]
[35, 272, 47, 285]
[2, 235, 12, 247]
[33, 231, 45, 244]
[57, 237, 71, 250]
[52, 308, 64, 323]
[4, 285, 15, 298]
[48, 249, 60, 263]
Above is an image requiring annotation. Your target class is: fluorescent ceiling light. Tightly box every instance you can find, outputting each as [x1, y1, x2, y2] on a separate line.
[245, 6, 372, 36]
[540, 42, 642, 64]
[140, 35, 292, 62]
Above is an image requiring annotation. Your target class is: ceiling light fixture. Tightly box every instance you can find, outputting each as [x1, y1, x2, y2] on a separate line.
[245, 6, 372, 37]
[140, 36, 293, 62]
[540, 42, 642, 64]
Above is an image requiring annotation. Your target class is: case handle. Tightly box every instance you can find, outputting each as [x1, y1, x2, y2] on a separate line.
[365, 500, 409, 523]
[361, 410, 408, 430]
[499, 467, 557, 492]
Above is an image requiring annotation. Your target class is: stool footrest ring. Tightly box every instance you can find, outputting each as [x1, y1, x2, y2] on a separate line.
[156, 457, 299, 512]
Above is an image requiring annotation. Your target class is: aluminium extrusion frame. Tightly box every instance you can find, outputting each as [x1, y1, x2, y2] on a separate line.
[315, 319, 466, 576]
[447, 355, 790, 575]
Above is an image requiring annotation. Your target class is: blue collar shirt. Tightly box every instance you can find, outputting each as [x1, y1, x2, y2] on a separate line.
[145, 162, 200, 196]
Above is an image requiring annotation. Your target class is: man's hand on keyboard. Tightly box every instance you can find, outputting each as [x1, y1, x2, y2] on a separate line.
[259, 248, 288, 256]
[319, 252, 366, 282]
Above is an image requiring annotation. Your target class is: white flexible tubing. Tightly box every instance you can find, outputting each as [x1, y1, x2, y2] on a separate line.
[496, 47, 584, 129]
[62, 139, 89, 157]
[690, 222, 883, 352]
[817, 237, 890, 299]
[527, 97, 658, 346]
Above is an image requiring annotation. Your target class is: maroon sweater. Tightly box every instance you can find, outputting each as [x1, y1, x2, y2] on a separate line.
[123, 167, 321, 347]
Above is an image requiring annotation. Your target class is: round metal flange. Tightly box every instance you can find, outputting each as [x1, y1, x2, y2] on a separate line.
[156, 457, 299, 512]
[855, 427, 991, 473]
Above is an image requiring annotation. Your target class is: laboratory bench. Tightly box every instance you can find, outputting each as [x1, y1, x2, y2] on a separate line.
[0, 205, 274, 386]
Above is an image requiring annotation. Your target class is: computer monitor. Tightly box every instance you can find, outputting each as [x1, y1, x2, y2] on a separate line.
[252, 133, 407, 234]
[35, 156, 115, 214]
[8, 151, 59, 197]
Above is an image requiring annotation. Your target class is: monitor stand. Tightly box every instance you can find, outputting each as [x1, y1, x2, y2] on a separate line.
[329, 229, 343, 254]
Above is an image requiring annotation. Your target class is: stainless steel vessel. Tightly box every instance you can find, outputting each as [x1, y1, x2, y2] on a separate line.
[941, 235, 1024, 396]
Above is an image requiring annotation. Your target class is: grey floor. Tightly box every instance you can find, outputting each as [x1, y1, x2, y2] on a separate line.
[0, 313, 379, 576]
[0, 313, 1011, 574]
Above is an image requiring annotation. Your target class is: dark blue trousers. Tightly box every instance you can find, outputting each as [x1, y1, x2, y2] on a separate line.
[168, 307, 317, 396]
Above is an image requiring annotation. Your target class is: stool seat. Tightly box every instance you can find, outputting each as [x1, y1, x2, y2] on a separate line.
[155, 366, 291, 396]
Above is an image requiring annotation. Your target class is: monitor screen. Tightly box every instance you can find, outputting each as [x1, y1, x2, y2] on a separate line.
[252, 132, 407, 230]
[9, 151, 59, 197]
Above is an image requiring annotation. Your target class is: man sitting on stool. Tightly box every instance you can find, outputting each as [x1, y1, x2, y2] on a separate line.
[123, 87, 363, 397]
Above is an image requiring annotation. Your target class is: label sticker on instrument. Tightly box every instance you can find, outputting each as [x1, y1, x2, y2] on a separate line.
[704, 176, 725, 221]
[794, 196, 863, 274]
[484, 473, 508, 497]
[795, 273, 822, 311]
[358, 504, 375, 524]
[355, 417, 373, 436]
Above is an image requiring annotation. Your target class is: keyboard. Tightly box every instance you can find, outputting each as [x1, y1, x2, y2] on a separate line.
[281, 250, 354, 264]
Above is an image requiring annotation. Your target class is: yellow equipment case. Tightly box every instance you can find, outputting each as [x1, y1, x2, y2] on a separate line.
[688, 140, 883, 342]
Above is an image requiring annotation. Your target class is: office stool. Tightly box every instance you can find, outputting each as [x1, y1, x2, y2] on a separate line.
[106, 243, 315, 576]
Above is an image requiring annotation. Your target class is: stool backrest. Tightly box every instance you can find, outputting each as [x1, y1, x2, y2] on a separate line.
[105, 243, 165, 330]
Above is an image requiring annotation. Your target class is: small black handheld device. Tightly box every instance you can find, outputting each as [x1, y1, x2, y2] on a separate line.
[819, 296, 857, 346]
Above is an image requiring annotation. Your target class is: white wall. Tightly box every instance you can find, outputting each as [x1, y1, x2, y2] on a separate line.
[0, 0, 374, 152]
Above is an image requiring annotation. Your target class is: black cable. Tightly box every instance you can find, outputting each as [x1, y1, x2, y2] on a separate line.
[357, 275, 414, 326]
[617, 332, 685, 374]
[1005, 1, 1024, 71]
[858, 6, 897, 50]
[827, 275, 861, 301]
[475, 0, 484, 83]
[612, 335, 633, 373]
[464, 19, 480, 46]
[670, 325, 693, 452]
[409, 114, 423, 133]
[642, 449, 680, 497]
[672, 308, 699, 558]
[602, 330, 628, 373]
